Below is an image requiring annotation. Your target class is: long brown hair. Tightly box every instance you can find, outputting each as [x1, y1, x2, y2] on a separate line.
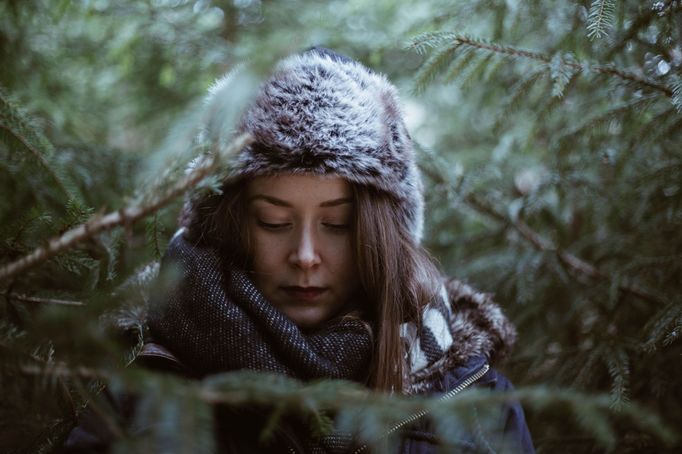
[352, 185, 442, 392]
[181, 181, 251, 269]
[181, 179, 443, 393]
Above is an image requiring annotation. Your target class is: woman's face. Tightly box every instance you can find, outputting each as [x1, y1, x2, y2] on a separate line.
[245, 174, 360, 329]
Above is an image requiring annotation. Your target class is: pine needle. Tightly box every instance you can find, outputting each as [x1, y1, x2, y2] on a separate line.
[670, 75, 682, 113]
[587, 0, 617, 40]
[405, 31, 457, 55]
[644, 301, 682, 351]
[0, 86, 84, 206]
[549, 53, 579, 98]
[413, 43, 462, 93]
[605, 345, 630, 410]
[0, 133, 252, 282]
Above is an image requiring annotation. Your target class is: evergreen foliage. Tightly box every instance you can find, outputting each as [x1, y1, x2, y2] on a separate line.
[1, 0, 681, 452]
[410, 1, 682, 451]
[587, 0, 617, 40]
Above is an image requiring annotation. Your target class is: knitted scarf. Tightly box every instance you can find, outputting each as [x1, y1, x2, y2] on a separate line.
[146, 231, 372, 382]
[147, 229, 517, 385]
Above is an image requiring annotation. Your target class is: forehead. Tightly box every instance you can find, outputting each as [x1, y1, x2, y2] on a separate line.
[246, 174, 352, 205]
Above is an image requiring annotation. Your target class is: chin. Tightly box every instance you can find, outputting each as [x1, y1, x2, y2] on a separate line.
[291, 317, 325, 330]
[286, 310, 328, 330]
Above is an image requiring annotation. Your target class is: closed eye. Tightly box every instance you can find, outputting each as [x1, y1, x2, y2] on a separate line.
[323, 223, 350, 231]
[257, 220, 291, 230]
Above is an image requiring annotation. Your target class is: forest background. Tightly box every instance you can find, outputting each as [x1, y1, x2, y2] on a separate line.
[1, 0, 681, 452]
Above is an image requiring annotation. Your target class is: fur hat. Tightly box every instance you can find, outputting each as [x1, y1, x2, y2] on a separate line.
[193, 47, 424, 242]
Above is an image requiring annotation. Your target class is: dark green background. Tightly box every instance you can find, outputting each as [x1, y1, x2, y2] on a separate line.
[1, 0, 681, 452]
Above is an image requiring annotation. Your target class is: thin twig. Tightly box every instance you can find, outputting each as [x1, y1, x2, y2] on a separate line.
[7, 293, 84, 306]
[0, 133, 252, 283]
[453, 36, 673, 97]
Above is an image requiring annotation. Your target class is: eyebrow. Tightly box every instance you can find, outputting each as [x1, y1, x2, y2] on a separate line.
[249, 195, 353, 208]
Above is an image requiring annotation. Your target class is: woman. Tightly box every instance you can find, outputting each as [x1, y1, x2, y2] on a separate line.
[68, 47, 534, 453]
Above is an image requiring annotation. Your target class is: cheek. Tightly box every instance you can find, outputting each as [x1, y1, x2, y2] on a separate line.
[327, 237, 357, 278]
[249, 231, 286, 274]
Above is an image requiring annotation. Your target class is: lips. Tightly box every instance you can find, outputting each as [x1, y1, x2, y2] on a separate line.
[282, 286, 327, 302]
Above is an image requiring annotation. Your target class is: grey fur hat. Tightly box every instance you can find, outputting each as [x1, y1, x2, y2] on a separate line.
[193, 47, 424, 242]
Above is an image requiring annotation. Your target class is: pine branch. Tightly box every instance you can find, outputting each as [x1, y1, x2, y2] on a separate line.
[419, 161, 668, 308]
[463, 193, 667, 307]
[555, 95, 657, 145]
[605, 345, 630, 409]
[495, 67, 547, 128]
[587, 0, 616, 40]
[0, 133, 252, 283]
[644, 301, 682, 351]
[442, 36, 673, 97]
[0, 86, 76, 200]
[441, 46, 475, 83]
[19, 363, 103, 380]
[574, 345, 606, 388]
[405, 31, 457, 55]
[7, 293, 84, 306]
[663, 316, 682, 346]
[413, 43, 463, 93]
[200, 378, 677, 446]
[146, 213, 162, 261]
[549, 53, 578, 98]
[670, 75, 682, 113]
[14, 359, 678, 447]
[457, 52, 496, 89]
[451, 36, 549, 63]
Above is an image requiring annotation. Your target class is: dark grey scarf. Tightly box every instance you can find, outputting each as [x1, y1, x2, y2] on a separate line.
[146, 231, 372, 383]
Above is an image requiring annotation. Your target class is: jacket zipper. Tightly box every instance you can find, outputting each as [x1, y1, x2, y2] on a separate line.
[352, 363, 490, 454]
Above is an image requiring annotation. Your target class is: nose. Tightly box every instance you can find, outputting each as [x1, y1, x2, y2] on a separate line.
[289, 225, 321, 269]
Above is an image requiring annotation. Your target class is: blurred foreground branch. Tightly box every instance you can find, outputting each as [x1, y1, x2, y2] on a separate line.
[6, 293, 84, 306]
[20, 364, 677, 448]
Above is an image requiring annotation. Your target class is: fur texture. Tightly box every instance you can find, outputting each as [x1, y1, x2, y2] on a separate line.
[405, 278, 517, 393]
[201, 47, 424, 242]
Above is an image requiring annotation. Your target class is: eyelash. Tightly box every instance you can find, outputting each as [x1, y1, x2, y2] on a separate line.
[257, 221, 290, 231]
[323, 223, 350, 232]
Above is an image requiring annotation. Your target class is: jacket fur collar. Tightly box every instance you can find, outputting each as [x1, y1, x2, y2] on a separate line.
[404, 278, 517, 394]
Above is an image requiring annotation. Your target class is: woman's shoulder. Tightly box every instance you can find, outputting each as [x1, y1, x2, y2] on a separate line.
[405, 276, 518, 393]
[433, 277, 535, 453]
[442, 277, 517, 357]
